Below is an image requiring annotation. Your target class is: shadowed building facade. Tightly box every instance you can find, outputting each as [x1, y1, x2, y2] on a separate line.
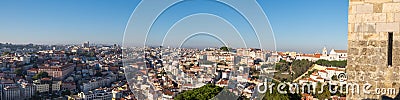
[348, 0, 400, 99]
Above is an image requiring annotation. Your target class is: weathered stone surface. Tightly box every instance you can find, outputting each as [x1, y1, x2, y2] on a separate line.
[349, 23, 355, 33]
[355, 23, 376, 32]
[383, 3, 400, 13]
[393, 48, 400, 66]
[393, 55, 400, 66]
[395, 32, 400, 41]
[395, 40, 400, 47]
[367, 40, 379, 47]
[378, 40, 387, 47]
[348, 15, 356, 23]
[350, 0, 363, 2]
[376, 22, 400, 32]
[373, 3, 383, 13]
[365, 65, 377, 72]
[395, 13, 400, 22]
[364, 48, 377, 55]
[349, 5, 355, 15]
[352, 13, 386, 23]
[365, 0, 393, 3]
[348, 1, 400, 99]
[365, 13, 387, 22]
[349, 32, 366, 41]
[358, 40, 368, 47]
[349, 33, 355, 41]
[349, 40, 357, 47]
[378, 47, 388, 55]
[349, 48, 359, 55]
[349, 5, 354, 14]
[363, 33, 381, 40]
[354, 14, 364, 22]
[350, 0, 365, 5]
[387, 13, 395, 22]
[355, 4, 374, 14]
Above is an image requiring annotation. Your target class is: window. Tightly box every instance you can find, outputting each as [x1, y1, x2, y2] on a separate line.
[388, 32, 393, 67]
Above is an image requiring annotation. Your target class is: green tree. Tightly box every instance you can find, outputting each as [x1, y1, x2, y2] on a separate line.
[95, 72, 103, 77]
[331, 75, 338, 81]
[62, 90, 71, 96]
[263, 80, 300, 100]
[220, 46, 229, 51]
[2, 51, 10, 56]
[291, 59, 313, 80]
[32, 64, 38, 69]
[315, 59, 347, 68]
[276, 61, 290, 71]
[14, 69, 24, 76]
[314, 82, 331, 100]
[33, 72, 49, 80]
[175, 84, 223, 100]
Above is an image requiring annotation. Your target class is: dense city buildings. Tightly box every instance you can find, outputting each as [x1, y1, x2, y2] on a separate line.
[0, 41, 349, 100]
[123, 46, 347, 100]
[0, 42, 134, 100]
[37, 64, 75, 80]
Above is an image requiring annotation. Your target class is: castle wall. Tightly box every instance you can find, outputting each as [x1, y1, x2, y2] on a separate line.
[348, 0, 400, 99]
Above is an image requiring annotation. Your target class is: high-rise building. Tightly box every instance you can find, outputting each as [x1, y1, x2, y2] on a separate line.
[347, 0, 400, 99]
[83, 41, 90, 48]
[21, 83, 36, 99]
[2, 86, 20, 100]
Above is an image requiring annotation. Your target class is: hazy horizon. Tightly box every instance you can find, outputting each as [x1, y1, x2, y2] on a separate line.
[0, 0, 348, 53]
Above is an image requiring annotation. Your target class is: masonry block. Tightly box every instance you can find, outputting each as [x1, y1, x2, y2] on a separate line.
[355, 4, 374, 14]
[383, 3, 400, 13]
[376, 22, 400, 32]
[365, 0, 393, 3]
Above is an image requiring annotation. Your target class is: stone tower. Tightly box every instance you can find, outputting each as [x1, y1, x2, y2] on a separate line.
[348, 0, 400, 99]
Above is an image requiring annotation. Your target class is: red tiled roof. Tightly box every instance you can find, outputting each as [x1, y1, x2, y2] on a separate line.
[314, 54, 322, 58]
[41, 77, 51, 81]
[217, 79, 228, 85]
[28, 68, 38, 71]
[183, 84, 193, 87]
[326, 68, 337, 70]
[334, 50, 347, 53]
[163, 90, 174, 95]
[318, 70, 327, 73]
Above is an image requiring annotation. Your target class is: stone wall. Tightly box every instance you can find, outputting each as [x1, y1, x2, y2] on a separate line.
[348, 0, 400, 99]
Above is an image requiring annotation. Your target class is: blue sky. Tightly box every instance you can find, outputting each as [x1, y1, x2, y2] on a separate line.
[0, 0, 348, 53]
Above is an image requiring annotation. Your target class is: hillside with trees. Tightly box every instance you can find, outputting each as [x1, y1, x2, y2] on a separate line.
[174, 84, 223, 100]
[314, 59, 347, 68]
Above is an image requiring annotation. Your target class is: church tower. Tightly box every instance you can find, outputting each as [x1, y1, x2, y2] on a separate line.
[322, 46, 328, 56]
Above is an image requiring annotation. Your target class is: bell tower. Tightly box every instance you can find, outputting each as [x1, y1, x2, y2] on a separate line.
[322, 46, 328, 56]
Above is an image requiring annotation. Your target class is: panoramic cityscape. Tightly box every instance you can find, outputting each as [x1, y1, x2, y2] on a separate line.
[1, 0, 400, 100]
[0, 42, 348, 100]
